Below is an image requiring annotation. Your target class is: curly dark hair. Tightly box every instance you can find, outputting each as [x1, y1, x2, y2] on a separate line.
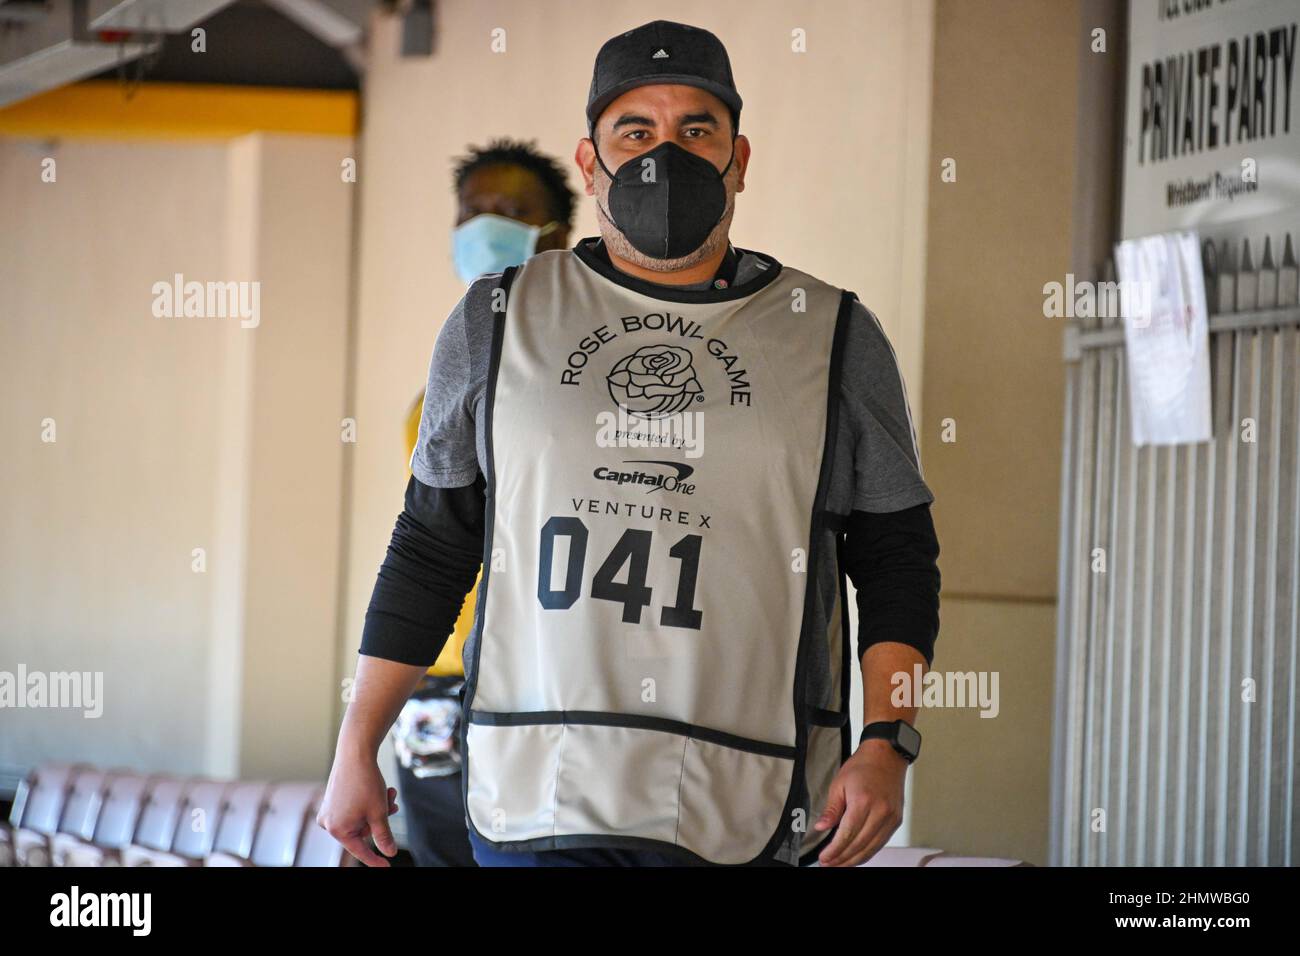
[452, 137, 576, 228]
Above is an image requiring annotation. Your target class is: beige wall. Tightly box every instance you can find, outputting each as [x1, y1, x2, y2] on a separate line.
[0, 132, 353, 781]
[1, 137, 230, 775]
[910, 599, 1058, 862]
[920, 0, 1078, 602]
[910, 0, 1084, 865]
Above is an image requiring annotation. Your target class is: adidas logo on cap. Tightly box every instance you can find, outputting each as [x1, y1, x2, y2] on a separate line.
[651, 48, 669, 58]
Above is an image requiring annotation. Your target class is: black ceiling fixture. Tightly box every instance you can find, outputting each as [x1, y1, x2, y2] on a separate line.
[87, 0, 362, 91]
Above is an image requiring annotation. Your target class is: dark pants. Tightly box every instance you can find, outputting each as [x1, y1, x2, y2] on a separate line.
[394, 761, 476, 867]
[467, 829, 699, 867]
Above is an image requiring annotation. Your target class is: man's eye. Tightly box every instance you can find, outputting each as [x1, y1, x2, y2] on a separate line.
[684, 127, 709, 137]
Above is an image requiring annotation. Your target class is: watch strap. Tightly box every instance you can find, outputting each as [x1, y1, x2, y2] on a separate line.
[859, 719, 920, 763]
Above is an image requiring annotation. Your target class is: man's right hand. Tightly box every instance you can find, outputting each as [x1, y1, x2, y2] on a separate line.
[317, 749, 401, 867]
[318, 654, 430, 866]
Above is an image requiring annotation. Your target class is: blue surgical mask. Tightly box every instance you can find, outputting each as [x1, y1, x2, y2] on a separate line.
[451, 213, 557, 285]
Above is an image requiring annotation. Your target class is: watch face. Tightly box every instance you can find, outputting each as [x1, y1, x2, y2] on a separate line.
[896, 722, 922, 758]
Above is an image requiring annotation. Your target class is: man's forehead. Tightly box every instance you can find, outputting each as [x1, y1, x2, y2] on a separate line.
[460, 163, 545, 199]
[598, 84, 730, 126]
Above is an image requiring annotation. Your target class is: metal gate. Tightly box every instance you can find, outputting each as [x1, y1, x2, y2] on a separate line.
[1051, 232, 1300, 866]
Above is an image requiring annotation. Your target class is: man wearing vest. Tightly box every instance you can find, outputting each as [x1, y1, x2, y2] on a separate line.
[321, 19, 941, 868]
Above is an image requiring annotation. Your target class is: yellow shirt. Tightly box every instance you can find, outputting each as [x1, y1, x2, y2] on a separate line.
[406, 392, 479, 677]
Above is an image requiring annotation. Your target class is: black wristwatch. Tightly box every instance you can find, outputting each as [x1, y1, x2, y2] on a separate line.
[859, 719, 922, 763]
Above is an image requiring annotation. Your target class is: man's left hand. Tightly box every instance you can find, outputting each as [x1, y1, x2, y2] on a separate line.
[812, 739, 908, 867]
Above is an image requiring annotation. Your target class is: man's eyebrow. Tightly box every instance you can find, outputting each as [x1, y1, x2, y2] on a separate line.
[608, 110, 722, 132]
[678, 111, 720, 127]
[610, 113, 655, 131]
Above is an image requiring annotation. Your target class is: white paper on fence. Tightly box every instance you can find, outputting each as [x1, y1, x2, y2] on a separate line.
[1113, 231, 1212, 447]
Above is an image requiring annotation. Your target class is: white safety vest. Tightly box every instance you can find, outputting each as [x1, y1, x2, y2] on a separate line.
[461, 244, 854, 865]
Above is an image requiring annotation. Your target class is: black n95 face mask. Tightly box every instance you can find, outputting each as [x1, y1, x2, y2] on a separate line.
[595, 139, 734, 260]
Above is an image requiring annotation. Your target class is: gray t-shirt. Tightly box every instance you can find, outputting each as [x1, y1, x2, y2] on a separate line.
[410, 241, 934, 710]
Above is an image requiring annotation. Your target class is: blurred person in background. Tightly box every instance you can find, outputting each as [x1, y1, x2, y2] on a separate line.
[389, 139, 574, 867]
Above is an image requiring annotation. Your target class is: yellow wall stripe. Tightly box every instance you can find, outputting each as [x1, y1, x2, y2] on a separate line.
[0, 81, 357, 139]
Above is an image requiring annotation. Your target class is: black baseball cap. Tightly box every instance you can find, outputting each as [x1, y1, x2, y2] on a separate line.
[586, 20, 743, 136]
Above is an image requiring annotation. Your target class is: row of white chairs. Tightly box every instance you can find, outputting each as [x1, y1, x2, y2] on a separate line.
[1, 762, 347, 867]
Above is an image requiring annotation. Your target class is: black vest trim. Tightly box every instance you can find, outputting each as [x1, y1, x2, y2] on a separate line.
[801, 522, 857, 867]
[468, 709, 797, 760]
[763, 286, 856, 866]
[571, 236, 783, 304]
[458, 264, 519, 839]
[807, 706, 849, 728]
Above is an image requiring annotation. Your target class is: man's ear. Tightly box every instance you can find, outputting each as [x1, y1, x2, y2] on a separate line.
[575, 139, 597, 195]
[733, 134, 751, 193]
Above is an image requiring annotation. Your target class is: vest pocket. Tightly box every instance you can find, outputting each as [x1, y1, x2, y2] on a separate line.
[465, 720, 564, 843]
[677, 733, 794, 864]
[465, 712, 795, 865]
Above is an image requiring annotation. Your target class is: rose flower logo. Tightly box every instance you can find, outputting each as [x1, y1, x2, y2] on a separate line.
[606, 344, 704, 418]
